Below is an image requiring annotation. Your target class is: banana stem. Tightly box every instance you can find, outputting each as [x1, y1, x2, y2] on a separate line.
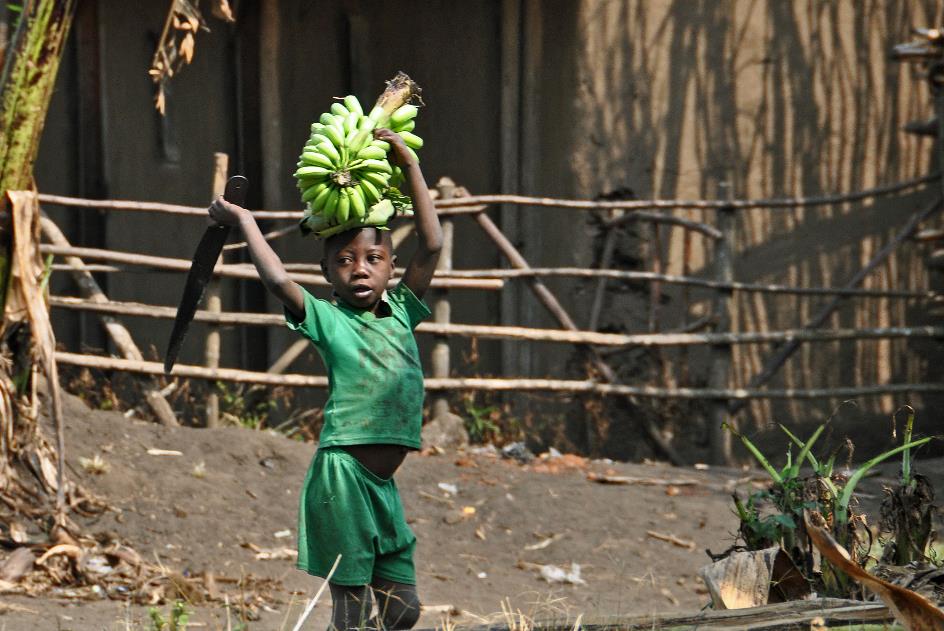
[371, 72, 421, 128]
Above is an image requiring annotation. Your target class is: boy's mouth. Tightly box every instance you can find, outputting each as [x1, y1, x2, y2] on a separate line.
[351, 284, 373, 299]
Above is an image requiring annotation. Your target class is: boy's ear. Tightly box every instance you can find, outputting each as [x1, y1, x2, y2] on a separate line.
[320, 258, 329, 280]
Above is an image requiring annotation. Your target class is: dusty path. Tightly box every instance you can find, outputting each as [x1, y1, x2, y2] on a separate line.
[5, 391, 922, 630]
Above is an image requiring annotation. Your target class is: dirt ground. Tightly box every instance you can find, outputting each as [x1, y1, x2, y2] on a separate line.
[0, 391, 937, 630]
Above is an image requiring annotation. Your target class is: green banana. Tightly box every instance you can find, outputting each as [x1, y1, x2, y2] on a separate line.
[360, 170, 390, 190]
[344, 112, 360, 135]
[357, 145, 387, 161]
[359, 179, 381, 204]
[360, 159, 392, 174]
[344, 94, 363, 116]
[390, 104, 418, 127]
[295, 165, 332, 179]
[321, 125, 344, 148]
[392, 119, 415, 133]
[336, 188, 351, 222]
[317, 141, 342, 165]
[322, 187, 341, 221]
[330, 102, 349, 118]
[398, 131, 423, 150]
[301, 151, 335, 169]
[350, 186, 367, 218]
[302, 182, 328, 203]
[311, 184, 334, 211]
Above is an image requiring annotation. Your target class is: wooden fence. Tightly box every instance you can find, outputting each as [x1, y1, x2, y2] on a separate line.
[29, 154, 944, 465]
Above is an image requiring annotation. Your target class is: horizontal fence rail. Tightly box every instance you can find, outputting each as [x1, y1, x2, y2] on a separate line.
[40, 244, 502, 291]
[56, 352, 944, 399]
[48, 295, 944, 347]
[39, 172, 937, 215]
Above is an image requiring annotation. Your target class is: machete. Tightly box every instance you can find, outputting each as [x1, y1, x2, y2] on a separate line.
[164, 175, 248, 374]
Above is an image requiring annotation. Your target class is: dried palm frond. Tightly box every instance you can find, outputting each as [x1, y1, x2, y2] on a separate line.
[149, 0, 235, 115]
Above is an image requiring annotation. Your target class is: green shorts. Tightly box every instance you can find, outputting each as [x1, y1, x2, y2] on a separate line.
[297, 447, 416, 586]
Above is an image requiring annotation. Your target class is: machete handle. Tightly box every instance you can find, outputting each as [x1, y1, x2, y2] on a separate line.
[207, 175, 250, 228]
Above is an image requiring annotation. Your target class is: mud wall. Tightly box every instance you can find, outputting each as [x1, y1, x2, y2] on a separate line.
[513, 0, 944, 441]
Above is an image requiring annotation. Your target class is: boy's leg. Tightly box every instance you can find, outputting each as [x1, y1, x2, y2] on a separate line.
[329, 583, 374, 631]
[370, 577, 421, 630]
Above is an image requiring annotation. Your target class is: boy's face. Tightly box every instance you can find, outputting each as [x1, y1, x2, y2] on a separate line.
[321, 228, 396, 311]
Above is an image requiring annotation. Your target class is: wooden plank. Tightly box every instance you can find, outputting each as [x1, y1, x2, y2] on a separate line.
[430, 599, 892, 631]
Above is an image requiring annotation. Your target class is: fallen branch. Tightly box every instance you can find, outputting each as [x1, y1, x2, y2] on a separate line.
[646, 530, 697, 550]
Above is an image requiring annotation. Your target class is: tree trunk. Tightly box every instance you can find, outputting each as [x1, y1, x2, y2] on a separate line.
[0, 0, 78, 514]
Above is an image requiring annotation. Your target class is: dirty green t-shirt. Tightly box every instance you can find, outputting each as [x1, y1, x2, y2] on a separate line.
[284, 282, 431, 449]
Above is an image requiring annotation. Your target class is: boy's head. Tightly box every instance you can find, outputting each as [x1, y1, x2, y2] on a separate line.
[320, 226, 396, 310]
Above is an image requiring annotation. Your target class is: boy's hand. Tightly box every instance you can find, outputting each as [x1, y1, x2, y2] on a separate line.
[373, 128, 413, 167]
[208, 196, 251, 227]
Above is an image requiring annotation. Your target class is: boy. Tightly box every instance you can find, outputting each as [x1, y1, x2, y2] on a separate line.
[208, 127, 442, 630]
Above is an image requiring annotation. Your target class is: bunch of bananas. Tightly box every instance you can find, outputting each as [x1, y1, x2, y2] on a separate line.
[295, 94, 422, 238]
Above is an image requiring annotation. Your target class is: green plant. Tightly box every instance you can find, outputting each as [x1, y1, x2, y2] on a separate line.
[148, 600, 190, 631]
[462, 396, 500, 444]
[879, 407, 936, 565]
[727, 417, 935, 598]
[216, 382, 278, 430]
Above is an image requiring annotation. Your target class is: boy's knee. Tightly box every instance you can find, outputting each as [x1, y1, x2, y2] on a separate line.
[377, 588, 420, 630]
[381, 599, 420, 630]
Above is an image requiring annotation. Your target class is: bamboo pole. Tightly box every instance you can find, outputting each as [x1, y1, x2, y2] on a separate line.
[46, 259, 934, 299]
[729, 196, 943, 417]
[39, 217, 178, 426]
[430, 178, 455, 421]
[34, 170, 936, 219]
[37, 243, 503, 290]
[204, 153, 228, 428]
[431, 172, 938, 210]
[53, 351, 944, 399]
[267, 338, 308, 375]
[426, 268, 933, 299]
[707, 196, 735, 465]
[48, 295, 944, 346]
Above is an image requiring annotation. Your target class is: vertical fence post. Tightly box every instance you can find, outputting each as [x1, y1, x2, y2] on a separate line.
[708, 182, 735, 465]
[204, 152, 228, 428]
[430, 177, 455, 421]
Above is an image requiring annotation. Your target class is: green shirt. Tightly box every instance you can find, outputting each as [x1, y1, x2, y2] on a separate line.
[285, 282, 431, 449]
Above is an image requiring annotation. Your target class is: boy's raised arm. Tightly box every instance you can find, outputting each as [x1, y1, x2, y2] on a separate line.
[374, 128, 442, 299]
[208, 198, 306, 321]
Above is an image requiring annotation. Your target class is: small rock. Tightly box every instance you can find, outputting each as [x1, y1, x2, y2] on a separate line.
[422, 412, 469, 450]
[501, 441, 534, 464]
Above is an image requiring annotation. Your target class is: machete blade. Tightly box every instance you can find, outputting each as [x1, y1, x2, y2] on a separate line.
[163, 175, 248, 374]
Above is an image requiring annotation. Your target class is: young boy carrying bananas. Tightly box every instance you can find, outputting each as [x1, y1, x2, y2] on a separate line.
[209, 127, 442, 630]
